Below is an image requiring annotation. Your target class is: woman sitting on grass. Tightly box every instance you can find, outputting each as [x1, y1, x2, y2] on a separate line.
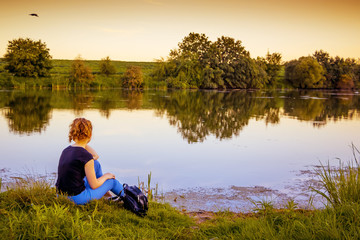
[56, 117, 124, 205]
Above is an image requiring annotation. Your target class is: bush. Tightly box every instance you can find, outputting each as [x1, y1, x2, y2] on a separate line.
[99, 56, 116, 76]
[122, 66, 143, 89]
[3, 38, 52, 77]
[69, 56, 94, 86]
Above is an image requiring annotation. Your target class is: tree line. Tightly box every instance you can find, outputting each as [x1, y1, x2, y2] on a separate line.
[1, 35, 360, 89]
[152, 33, 359, 89]
[286, 51, 360, 89]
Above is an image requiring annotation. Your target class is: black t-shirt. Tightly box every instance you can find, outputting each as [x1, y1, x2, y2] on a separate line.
[56, 146, 93, 196]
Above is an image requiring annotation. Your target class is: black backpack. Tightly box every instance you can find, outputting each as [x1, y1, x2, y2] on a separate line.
[122, 184, 148, 217]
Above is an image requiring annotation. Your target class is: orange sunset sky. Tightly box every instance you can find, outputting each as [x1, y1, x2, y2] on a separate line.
[0, 0, 359, 62]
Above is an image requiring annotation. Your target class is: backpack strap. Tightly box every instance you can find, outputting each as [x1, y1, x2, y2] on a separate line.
[117, 183, 129, 197]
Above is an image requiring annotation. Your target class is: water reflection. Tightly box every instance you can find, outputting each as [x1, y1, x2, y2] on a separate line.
[0, 90, 359, 141]
[2, 91, 52, 135]
[283, 91, 360, 127]
[71, 91, 95, 115]
[124, 90, 143, 110]
[152, 90, 281, 143]
[152, 90, 360, 142]
[98, 99, 114, 118]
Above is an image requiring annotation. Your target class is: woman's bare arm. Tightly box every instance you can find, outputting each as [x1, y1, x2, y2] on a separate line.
[85, 145, 99, 160]
[84, 160, 114, 189]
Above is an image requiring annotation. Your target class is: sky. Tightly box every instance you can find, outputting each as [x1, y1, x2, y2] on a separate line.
[0, 0, 359, 62]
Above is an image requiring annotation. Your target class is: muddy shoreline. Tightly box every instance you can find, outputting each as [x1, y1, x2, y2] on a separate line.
[161, 168, 325, 213]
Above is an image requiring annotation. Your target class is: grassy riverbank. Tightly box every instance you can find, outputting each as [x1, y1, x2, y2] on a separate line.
[1, 146, 360, 239]
[0, 180, 359, 239]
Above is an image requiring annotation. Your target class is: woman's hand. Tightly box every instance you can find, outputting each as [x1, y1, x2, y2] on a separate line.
[103, 173, 115, 180]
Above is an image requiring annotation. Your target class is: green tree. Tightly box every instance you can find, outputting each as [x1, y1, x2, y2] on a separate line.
[330, 57, 357, 89]
[313, 50, 332, 87]
[167, 54, 204, 89]
[99, 56, 116, 76]
[313, 50, 358, 89]
[355, 62, 360, 88]
[257, 52, 283, 87]
[285, 57, 325, 88]
[122, 66, 143, 89]
[231, 55, 268, 89]
[212, 36, 250, 88]
[167, 33, 212, 88]
[3, 38, 52, 77]
[69, 56, 94, 86]
[151, 58, 172, 82]
[313, 50, 331, 69]
[176, 32, 211, 63]
[151, 32, 268, 89]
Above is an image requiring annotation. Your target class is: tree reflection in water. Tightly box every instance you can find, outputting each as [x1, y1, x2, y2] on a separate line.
[70, 91, 94, 115]
[152, 90, 282, 143]
[283, 91, 360, 127]
[123, 90, 143, 110]
[3, 91, 52, 135]
[0, 90, 359, 141]
[152, 90, 360, 142]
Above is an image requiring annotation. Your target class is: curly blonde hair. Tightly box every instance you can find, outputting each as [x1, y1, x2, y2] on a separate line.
[68, 118, 92, 142]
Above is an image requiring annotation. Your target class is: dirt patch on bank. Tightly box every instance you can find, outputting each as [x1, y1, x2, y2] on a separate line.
[184, 210, 255, 224]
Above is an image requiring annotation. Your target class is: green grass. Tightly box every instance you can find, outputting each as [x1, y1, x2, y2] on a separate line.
[1, 146, 360, 239]
[0, 176, 194, 239]
[0, 59, 160, 89]
[313, 143, 360, 208]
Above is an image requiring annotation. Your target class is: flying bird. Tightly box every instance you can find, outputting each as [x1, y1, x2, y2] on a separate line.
[29, 13, 39, 17]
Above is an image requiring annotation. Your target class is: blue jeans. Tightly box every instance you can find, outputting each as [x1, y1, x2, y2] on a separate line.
[69, 160, 124, 205]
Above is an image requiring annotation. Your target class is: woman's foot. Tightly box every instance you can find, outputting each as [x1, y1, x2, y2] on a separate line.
[108, 196, 121, 202]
